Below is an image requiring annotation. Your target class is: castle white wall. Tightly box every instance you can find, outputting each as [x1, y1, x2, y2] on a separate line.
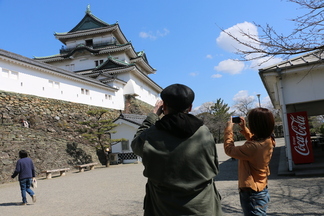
[49, 52, 130, 72]
[119, 73, 160, 105]
[65, 34, 116, 50]
[0, 58, 125, 110]
[49, 58, 159, 107]
[49, 53, 104, 72]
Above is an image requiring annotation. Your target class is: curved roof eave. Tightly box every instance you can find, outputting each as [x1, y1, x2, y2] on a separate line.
[259, 50, 324, 73]
[96, 43, 137, 57]
[112, 23, 128, 45]
[113, 114, 146, 125]
[69, 10, 110, 33]
[55, 25, 118, 44]
[95, 65, 136, 75]
[34, 44, 134, 62]
[131, 67, 162, 92]
[130, 56, 156, 74]
[54, 23, 128, 45]
[94, 66, 162, 92]
[0, 49, 117, 92]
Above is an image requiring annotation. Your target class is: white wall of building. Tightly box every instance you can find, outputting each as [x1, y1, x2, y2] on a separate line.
[281, 67, 324, 105]
[49, 53, 103, 72]
[65, 34, 116, 49]
[50, 59, 160, 106]
[111, 119, 138, 153]
[113, 52, 130, 63]
[0, 58, 125, 110]
[49, 52, 129, 72]
[120, 73, 160, 106]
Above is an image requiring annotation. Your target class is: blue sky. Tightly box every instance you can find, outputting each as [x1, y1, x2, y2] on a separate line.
[0, 0, 304, 111]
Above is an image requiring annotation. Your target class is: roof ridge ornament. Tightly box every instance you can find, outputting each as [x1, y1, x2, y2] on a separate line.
[86, 4, 91, 14]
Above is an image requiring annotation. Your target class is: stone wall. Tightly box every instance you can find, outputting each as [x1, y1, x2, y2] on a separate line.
[0, 91, 152, 184]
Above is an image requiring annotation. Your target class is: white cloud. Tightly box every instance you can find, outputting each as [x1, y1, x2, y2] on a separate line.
[216, 22, 259, 53]
[211, 74, 222, 78]
[214, 59, 245, 74]
[262, 96, 272, 106]
[206, 54, 213, 59]
[139, 32, 156, 40]
[215, 22, 284, 72]
[250, 56, 282, 69]
[233, 90, 254, 102]
[139, 28, 170, 40]
[157, 28, 170, 37]
[190, 72, 199, 77]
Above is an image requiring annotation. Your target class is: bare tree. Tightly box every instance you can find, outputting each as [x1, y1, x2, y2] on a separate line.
[221, 0, 324, 62]
[232, 97, 255, 117]
[193, 102, 215, 115]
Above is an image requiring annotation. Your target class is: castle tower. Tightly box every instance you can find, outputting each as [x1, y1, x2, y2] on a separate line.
[34, 5, 162, 110]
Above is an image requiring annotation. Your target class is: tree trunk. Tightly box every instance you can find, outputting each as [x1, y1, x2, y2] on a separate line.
[100, 145, 110, 167]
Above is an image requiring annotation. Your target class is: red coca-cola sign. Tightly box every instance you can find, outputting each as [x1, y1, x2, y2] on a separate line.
[287, 111, 314, 164]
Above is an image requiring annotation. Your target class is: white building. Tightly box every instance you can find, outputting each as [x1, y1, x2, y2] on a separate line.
[259, 49, 324, 171]
[112, 114, 146, 163]
[0, 49, 124, 109]
[1, 6, 162, 111]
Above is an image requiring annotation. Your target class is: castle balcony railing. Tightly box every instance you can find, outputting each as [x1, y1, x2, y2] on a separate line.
[60, 40, 117, 54]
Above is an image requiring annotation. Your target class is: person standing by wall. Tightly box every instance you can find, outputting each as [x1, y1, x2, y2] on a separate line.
[132, 84, 222, 216]
[223, 108, 275, 216]
[11, 150, 36, 205]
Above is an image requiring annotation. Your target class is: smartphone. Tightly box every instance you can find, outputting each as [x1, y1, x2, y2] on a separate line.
[232, 116, 241, 123]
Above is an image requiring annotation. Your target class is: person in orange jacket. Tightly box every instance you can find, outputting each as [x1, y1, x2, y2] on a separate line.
[224, 108, 275, 216]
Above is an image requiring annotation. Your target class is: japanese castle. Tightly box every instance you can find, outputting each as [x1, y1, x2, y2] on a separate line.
[0, 6, 162, 111]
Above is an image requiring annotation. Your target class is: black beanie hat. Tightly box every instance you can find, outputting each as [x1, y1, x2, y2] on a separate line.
[160, 84, 194, 111]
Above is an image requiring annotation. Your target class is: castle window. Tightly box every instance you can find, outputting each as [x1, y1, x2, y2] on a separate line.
[48, 80, 60, 89]
[121, 140, 129, 151]
[81, 88, 90, 95]
[10, 71, 18, 79]
[105, 94, 112, 100]
[65, 64, 75, 71]
[1, 68, 18, 79]
[1, 68, 9, 78]
[95, 60, 104, 67]
[85, 39, 93, 47]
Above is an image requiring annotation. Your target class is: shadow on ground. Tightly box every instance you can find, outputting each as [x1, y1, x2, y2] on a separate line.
[215, 145, 285, 181]
[0, 202, 28, 206]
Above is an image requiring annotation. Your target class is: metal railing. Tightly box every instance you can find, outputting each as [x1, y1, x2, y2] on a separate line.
[60, 40, 117, 54]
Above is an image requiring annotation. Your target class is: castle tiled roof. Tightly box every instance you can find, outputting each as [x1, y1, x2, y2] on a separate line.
[115, 113, 146, 126]
[0, 48, 117, 91]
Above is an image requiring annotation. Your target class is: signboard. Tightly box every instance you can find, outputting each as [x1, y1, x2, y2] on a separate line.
[287, 111, 314, 164]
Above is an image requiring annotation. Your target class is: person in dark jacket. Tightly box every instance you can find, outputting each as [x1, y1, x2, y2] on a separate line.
[131, 84, 222, 216]
[11, 150, 36, 205]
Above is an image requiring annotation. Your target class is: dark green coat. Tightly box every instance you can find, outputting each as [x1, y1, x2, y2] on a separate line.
[132, 113, 222, 216]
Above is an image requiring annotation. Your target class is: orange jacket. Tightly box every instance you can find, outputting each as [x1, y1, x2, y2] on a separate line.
[224, 126, 275, 192]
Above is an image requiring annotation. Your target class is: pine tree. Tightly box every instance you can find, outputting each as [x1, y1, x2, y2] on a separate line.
[78, 109, 125, 167]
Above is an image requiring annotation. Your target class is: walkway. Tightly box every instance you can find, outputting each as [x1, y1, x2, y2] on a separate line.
[1, 138, 323, 215]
